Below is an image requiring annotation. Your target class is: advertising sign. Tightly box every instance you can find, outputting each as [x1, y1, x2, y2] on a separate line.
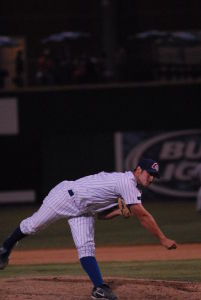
[115, 129, 201, 199]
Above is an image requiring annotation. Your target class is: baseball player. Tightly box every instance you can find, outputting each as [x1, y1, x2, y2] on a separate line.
[0, 158, 177, 300]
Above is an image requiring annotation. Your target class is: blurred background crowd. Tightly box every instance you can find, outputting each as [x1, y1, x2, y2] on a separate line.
[1, 1, 201, 89]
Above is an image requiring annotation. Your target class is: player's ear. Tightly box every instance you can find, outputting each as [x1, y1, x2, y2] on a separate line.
[134, 166, 142, 177]
[136, 166, 142, 173]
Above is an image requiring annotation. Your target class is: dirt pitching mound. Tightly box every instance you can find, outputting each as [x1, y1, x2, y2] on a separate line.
[2, 244, 201, 299]
[1, 276, 201, 300]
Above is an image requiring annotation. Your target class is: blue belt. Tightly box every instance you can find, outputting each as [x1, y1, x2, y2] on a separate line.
[68, 189, 74, 196]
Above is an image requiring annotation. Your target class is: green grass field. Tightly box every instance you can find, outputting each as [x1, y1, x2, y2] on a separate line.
[1, 260, 201, 281]
[0, 200, 200, 282]
[0, 200, 200, 249]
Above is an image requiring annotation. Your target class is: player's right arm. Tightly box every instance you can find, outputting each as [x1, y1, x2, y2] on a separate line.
[130, 203, 177, 250]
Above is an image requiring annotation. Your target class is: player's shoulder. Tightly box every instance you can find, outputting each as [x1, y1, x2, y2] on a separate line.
[114, 171, 136, 186]
[119, 170, 135, 179]
[100, 170, 134, 178]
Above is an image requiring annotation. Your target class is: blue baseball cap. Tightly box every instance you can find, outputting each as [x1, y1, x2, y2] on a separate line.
[138, 158, 160, 178]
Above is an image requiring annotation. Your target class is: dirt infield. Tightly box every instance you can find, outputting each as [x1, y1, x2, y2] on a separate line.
[9, 243, 201, 265]
[1, 244, 201, 300]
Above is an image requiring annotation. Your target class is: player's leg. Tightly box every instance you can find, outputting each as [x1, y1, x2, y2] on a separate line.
[68, 215, 102, 284]
[0, 180, 75, 270]
[0, 204, 60, 270]
[68, 216, 117, 300]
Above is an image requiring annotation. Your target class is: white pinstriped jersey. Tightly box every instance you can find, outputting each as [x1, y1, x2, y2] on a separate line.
[42, 171, 142, 216]
[72, 171, 142, 214]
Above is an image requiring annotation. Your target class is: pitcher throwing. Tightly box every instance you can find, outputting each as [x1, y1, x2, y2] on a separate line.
[0, 158, 177, 300]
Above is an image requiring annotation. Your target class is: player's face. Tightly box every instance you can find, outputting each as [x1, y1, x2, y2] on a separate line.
[137, 169, 154, 187]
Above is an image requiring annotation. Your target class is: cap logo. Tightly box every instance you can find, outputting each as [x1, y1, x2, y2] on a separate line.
[152, 162, 159, 172]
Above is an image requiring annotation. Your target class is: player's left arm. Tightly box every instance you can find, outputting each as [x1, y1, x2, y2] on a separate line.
[97, 206, 121, 220]
[97, 197, 132, 220]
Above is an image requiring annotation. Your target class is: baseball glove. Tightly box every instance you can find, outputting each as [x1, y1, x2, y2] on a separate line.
[118, 197, 131, 218]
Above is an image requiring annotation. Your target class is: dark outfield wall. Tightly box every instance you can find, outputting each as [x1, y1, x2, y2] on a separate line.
[0, 82, 200, 201]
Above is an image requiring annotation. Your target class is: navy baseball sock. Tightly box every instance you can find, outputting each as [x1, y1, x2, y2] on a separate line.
[80, 256, 104, 288]
[3, 226, 26, 254]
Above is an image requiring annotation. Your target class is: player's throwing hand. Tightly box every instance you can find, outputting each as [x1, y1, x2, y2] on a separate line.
[160, 237, 177, 250]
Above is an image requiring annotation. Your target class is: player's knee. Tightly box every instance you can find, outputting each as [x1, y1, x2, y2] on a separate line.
[77, 242, 95, 259]
[20, 219, 43, 235]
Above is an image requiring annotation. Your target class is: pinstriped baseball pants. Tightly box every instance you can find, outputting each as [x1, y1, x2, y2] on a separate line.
[20, 181, 95, 258]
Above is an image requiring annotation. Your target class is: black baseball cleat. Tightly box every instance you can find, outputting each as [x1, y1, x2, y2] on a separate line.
[91, 283, 118, 300]
[0, 246, 9, 270]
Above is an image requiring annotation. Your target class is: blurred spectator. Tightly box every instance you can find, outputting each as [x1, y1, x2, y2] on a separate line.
[72, 57, 87, 84]
[84, 56, 99, 83]
[13, 50, 24, 87]
[54, 50, 74, 85]
[35, 48, 55, 85]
